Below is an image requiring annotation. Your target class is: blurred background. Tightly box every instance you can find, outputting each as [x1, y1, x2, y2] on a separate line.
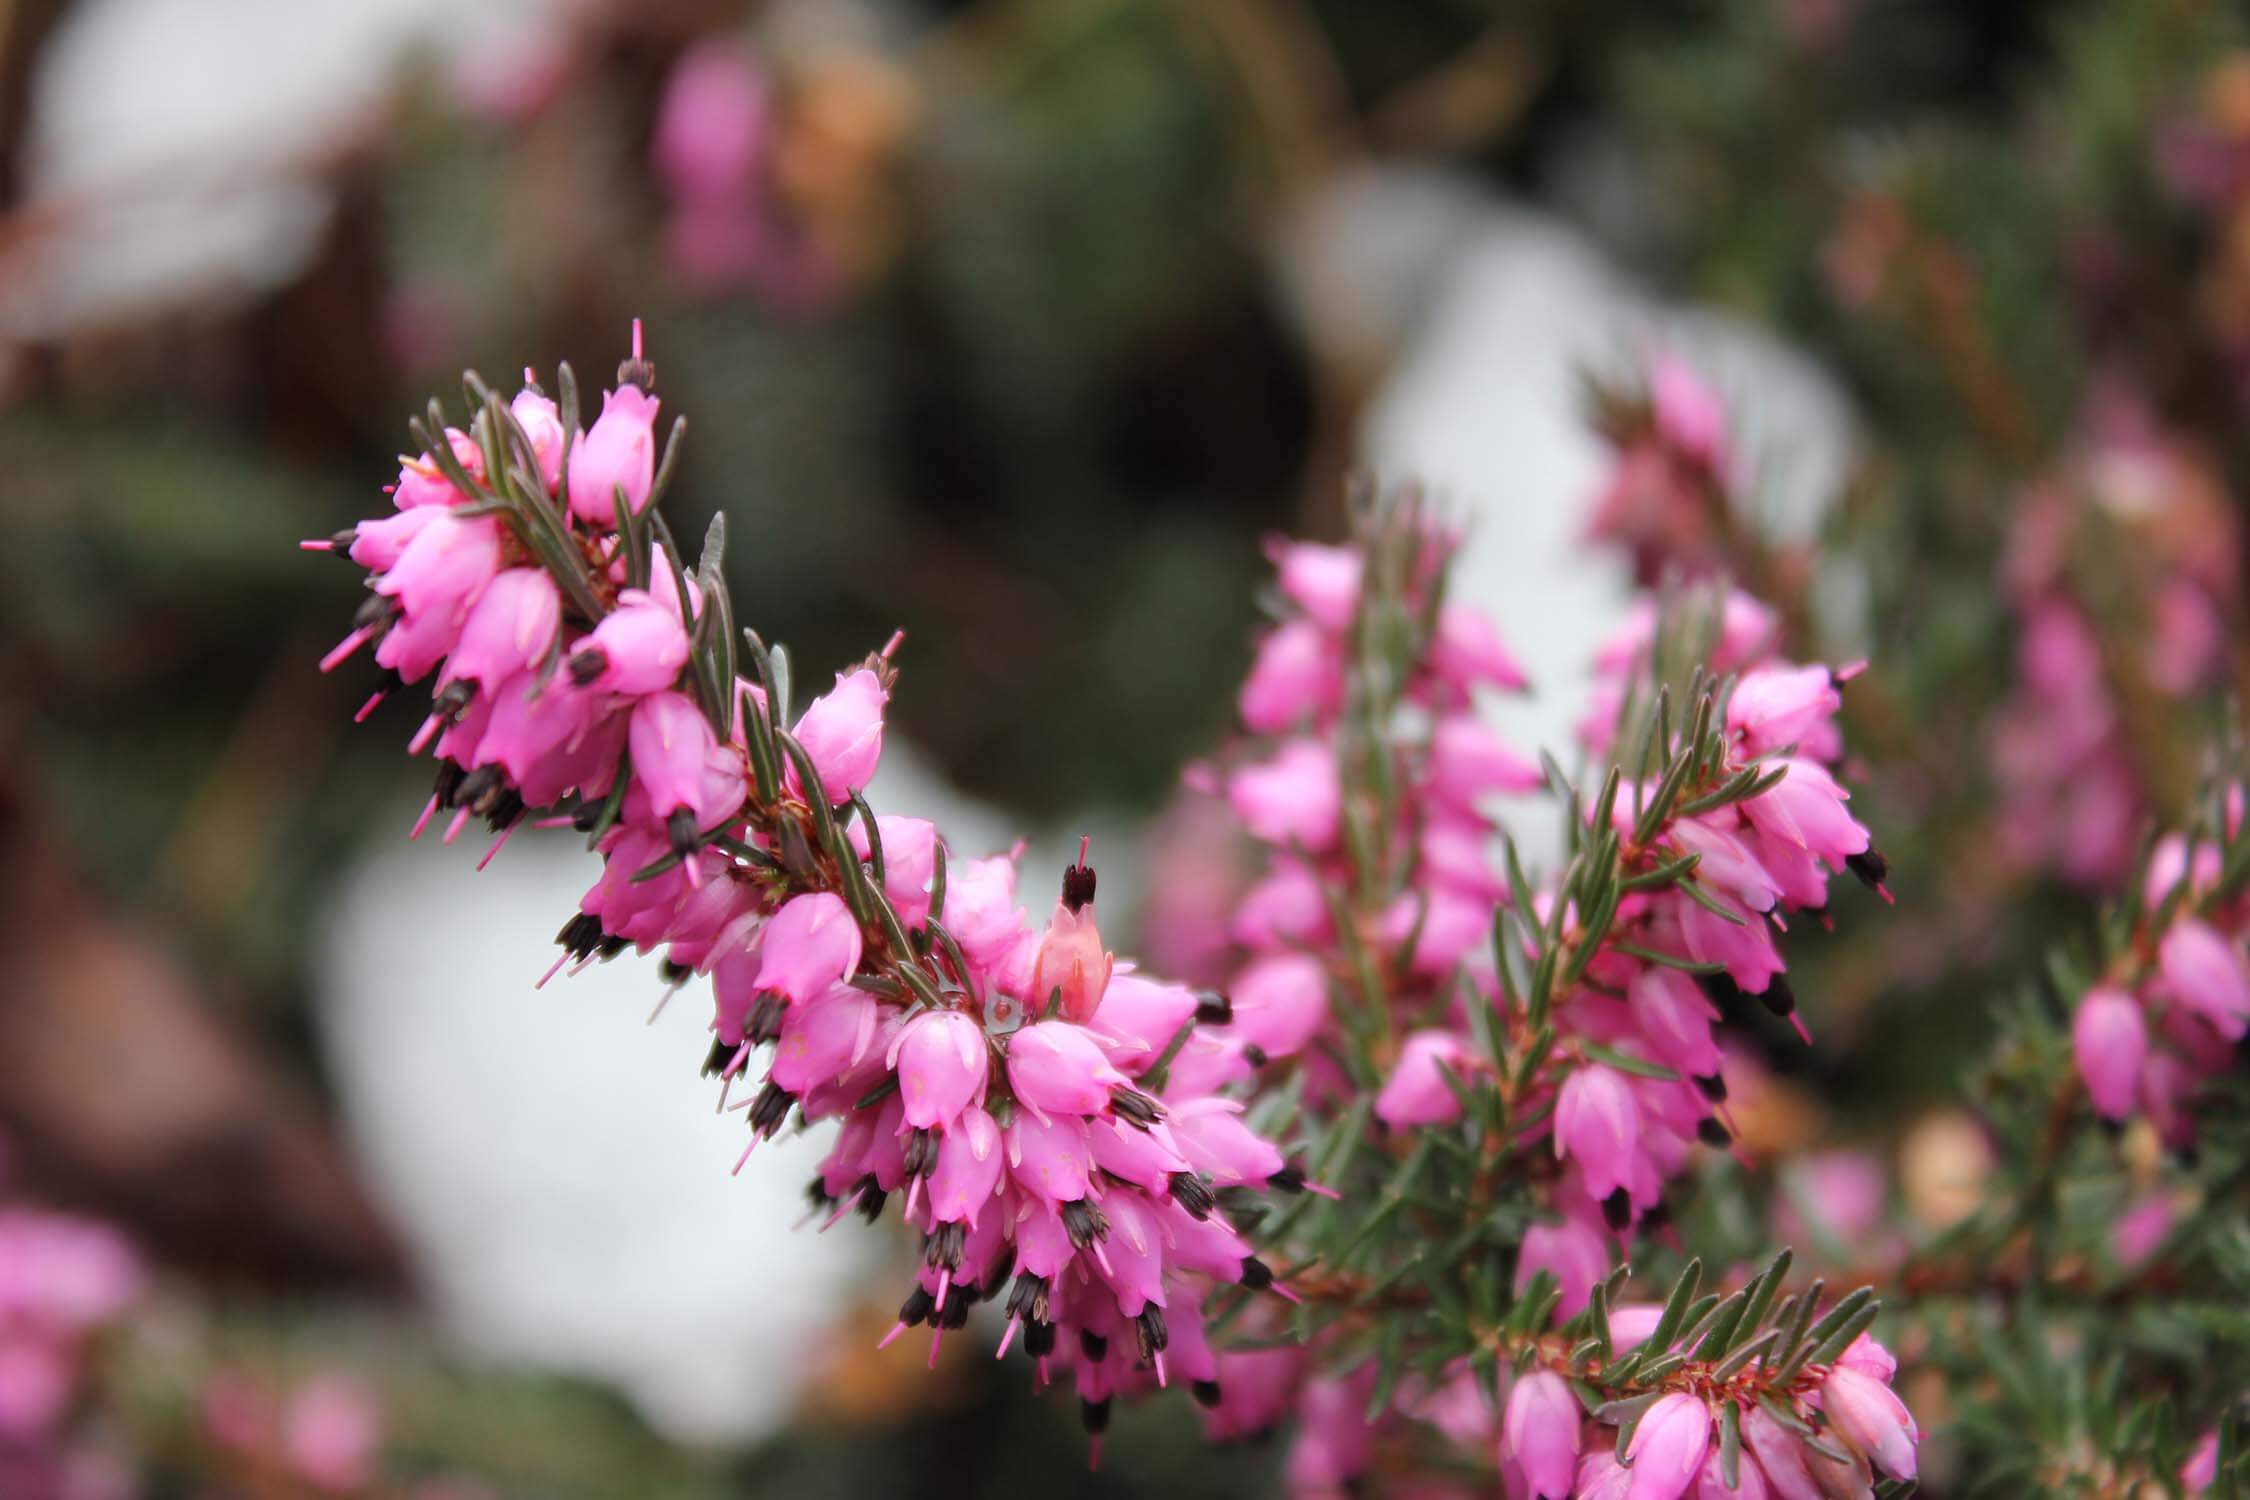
[0, 0, 2245, 1494]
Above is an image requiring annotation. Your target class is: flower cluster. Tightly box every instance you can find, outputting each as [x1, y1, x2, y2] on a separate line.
[2069, 782, 2248, 1144]
[1583, 355, 1738, 586]
[308, 328, 1300, 1446]
[0, 1205, 141, 1450]
[1990, 400, 2242, 888]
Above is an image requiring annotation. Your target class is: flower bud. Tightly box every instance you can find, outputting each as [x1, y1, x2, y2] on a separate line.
[579, 593, 692, 695]
[790, 668, 887, 802]
[1501, 1369, 1580, 1499]
[1239, 619, 1344, 732]
[1625, 1393, 1712, 1500]
[848, 814, 939, 930]
[1006, 1021, 1129, 1121]
[567, 384, 661, 526]
[893, 1010, 988, 1131]
[510, 383, 566, 495]
[1030, 849, 1112, 1025]
[1514, 1215, 1609, 1320]
[1555, 1063, 1642, 1205]
[1225, 953, 1330, 1058]
[1431, 603, 1529, 693]
[1428, 716, 1542, 809]
[926, 1106, 1003, 1225]
[1818, 1365, 1917, 1481]
[2071, 984, 2146, 1121]
[2159, 919, 2250, 1040]
[447, 568, 561, 688]
[1375, 1030, 1475, 1128]
[1268, 540, 1362, 630]
[769, 981, 878, 1093]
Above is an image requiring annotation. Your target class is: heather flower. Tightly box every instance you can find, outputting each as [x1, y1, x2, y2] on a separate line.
[790, 667, 888, 801]
[2158, 919, 2250, 1039]
[1240, 618, 1345, 732]
[1005, 1021, 1131, 1121]
[1626, 1394, 1712, 1500]
[759, 892, 863, 1003]
[1029, 843, 1113, 1024]
[1819, 1364, 1918, 1480]
[1224, 952, 1330, 1058]
[849, 814, 940, 929]
[1427, 715, 1543, 808]
[575, 592, 691, 695]
[1555, 1063, 1642, 1206]
[2071, 984, 2147, 1121]
[1429, 602, 1531, 694]
[1501, 1369, 1580, 1499]
[510, 380, 566, 495]
[1514, 1215, 1610, 1320]
[1228, 740, 1341, 851]
[1268, 539, 1362, 630]
[893, 1010, 988, 1129]
[446, 568, 561, 689]
[566, 381, 661, 526]
[1375, 1030, 1477, 1127]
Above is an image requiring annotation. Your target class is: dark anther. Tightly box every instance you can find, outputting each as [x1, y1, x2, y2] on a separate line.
[939, 1285, 973, 1329]
[1846, 848, 1890, 890]
[1758, 976, 1798, 1018]
[572, 800, 606, 833]
[567, 646, 608, 687]
[1007, 1274, 1051, 1327]
[1695, 971, 1748, 1009]
[1079, 1330, 1109, 1363]
[1693, 1071, 1727, 1102]
[1242, 1043, 1270, 1069]
[484, 789, 525, 833]
[1060, 860, 1097, 913]
[1109, 1086, 1163, 1128]
[1134, 1306, 1169, 1360]
[1191, 1379, 1223, 1409]
[1240, 1256, 1274, 1291]
[556, 911, 605, 960]
[804, 1177, 834, 1211]
[1697, 1118, 1732, 1149]
[1194, 991, 1234, 1026]
[748, 1082, 793, 1137]
[618, 355, 657, 392]
[1080, 1398, 1112, 1435]
[659, 957, 692, 986]
[745, 994, 786, 1047]
[897, 1284, 935, 1329]
[701, 1035, 743, 1077]
[434, 678, 475, 717]
[903, 1128, 939, 1180]
[1169, 1172, 1215, 1220]
[1059, 1200, 1109, 1249]
[353, 593, 401, 632]
[595, 934, 629, 961]
[1268, 1165, 1306, 1194]
[926, 1222, 966, 1271]
[1642, 1200, 1673, 1234]
[1602, 1188, 1634, 1233]
[1024, 1319, 1057, 1358]
[456, 765, 503, 812]
[853, 1176, 887, 1223]
[328, 527, 360, 553]
[667, 807, 701, 859]
[433, 759, 468, 809]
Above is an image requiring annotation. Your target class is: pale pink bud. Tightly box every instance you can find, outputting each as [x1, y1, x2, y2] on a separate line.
[789, 668, 887, 801]
[1088, 1115, 1189, 1188]
[1429, 716, 1543, 808]
[926, 1106, 1003, 1224]
[1696, 1447, 1770, 1500]
[1670, 818, 1782, 914]
[1268, 540, 1362, 630]
[1240, 618, 1344, 732]
[1513, 1216, 1610, 1320]
[2159, 919, 2250, 1039]
[1228, 740, 1340, 852]
[1431, 604, 1530, 692]
[759, 892, 863, 1003]
[1226, 952, 1330, 1057]
[1819, 1366, 1916, 1480]
[1728, 665, 1840, 757]
[1030, 861, 1112, 1025]
[566, 384, 661, 526]
[892, 1010, 987, 1129]
[2072, 985, 2146, 1121]
[1501, 1369, 1580, 1499]
[579, 593, 691, 695]
[347, 506, 442, 571]
[847, 814, 939, 929]
[1094, 1189, 1168, 1314]
[1740, 1402, 1822, 1500]
[394, 429, 485, 509]
[1626, 1393, 1712, 1500]
[1005, 1021, 1128, 1121]
[1676, 897, 1786, 994]
[1004, 1111, 1092, 1202]
[1231, 859, 1332, 948]
[510, 385, 566, 494]
[1376, 1030, 1476, 1128]
[1555, 1063, 1642, 1203]
[448, 568, 561, 687]
[769, 982, 878, 1093]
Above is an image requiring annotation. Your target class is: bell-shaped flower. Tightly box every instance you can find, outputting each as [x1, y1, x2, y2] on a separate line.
[1625, 1393, 1712, 1500]
[1501, 1369, 1580, 1500]
[759, 892, 863, 1004]
[578, 593, 691, 695]
[2159, 919, 2250, 1040]
[566, 383, 661, 525]
[1228, 740, 1340, 852]
[447, 569, 561, 689]
[510, 384, 566, 494]
[1006, 1021, 1129, 1122]
[1239, 619, 1344, 732]
[1375, 1031, 1476, 1128]
[789, 668, 887, 802]
[892, 1010, 987, 1130]
[2072, 985, 2146, 1121]
[769, 982, 879, 1094]
[1555, 1063, 1642, 1204]
[1268, 539, 1362, 630]
[926, 1107, 1003, 1225]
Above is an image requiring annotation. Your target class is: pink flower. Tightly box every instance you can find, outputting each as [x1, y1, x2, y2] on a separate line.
[1228, 740, 1340, 852]
[849, 814, 939, 929]
[1739, 760, 1869, 864]
[1029, 851, 1112, 1025]
[926, 1106, 1004, 1224]
[1555, 1063, 1642, 1204]
[1695, 1448, 1769, 1500]
[393, 429, 485, 509]
[1649, 354, 1729, 472]
[1225, 952, 1330, 1058]
[1004, 1111, 1092, 1202]
[282, 1376, 383, 1493]
[1739, 1401, 1821, 1500]
[1514, 1215, 1610, 1320]
[567, 383, 661, 526]
[945, 853, 1025, 968]
[1285, 1374, 1375, 1491]
[1376, 1031, 1476, 1128]
[447, 568, 561, 688]
[629, 691, 732, 828]
[510, 383, 566, 494]
[1727, 665, 1840, 757]
[1430, 604, 1530, 693]
[1240, 619, 1344, 732]
[1819, 1365, 1917, 1480]
[1625, 1393, 1712, 1500]
[1627, 968, 1722, 1080]
[1502, 1369, 1580, 1499]
[1005, 1022, 1129, 1121]
[2071, 985, 2146, 1121]
[893, 1010, 988, 1129]
[770, 982, 880, 1093]
[577, 593, 692, 695]
[2159, 920, 2250, 1040]
[652, 42, 770, 200]
[1269, 540, 1362, 630]
[759, 892, 863, 1003]
[790, 668, 887, 801]
[2182, 1430, 2219, 1494]
[1428, 716, 1543, 808]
